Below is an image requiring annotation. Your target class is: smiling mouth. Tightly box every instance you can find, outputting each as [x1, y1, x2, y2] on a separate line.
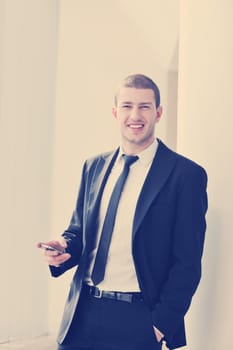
[128, 124, 144, 129]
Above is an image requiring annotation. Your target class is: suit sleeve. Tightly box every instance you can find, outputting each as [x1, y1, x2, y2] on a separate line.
[151, 164, 208, 344]
[50, 162, 87, 277]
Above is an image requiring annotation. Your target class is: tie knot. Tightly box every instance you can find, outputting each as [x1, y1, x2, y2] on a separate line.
[122, 154, 139, 167]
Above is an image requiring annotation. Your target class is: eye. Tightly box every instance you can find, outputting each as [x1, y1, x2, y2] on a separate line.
[140, 105, 150, 109]
[122, 104, 131, 109]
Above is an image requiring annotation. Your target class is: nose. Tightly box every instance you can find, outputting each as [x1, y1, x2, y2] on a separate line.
[130, 107, 140, 120]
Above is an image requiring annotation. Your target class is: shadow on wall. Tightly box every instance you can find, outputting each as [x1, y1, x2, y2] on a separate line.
[166, 69, 178, 150]
[193, 207, 220, 346]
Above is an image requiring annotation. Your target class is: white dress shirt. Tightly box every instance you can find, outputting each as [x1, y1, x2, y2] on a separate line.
[85, 139, 158, 292]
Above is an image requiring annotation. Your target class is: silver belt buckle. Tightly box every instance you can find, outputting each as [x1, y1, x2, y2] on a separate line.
[94, 288, 103, 298]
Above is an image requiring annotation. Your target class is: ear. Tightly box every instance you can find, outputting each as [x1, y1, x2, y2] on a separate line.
[155, 106, 163, 123]
[112, 107, 117, 119]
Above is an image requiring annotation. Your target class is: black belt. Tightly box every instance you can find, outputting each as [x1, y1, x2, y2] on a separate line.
[84, 284, 143, 303]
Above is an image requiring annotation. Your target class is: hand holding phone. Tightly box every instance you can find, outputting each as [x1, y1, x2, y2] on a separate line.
[38, 243, 66, 255]
[37, 238, 71, 267]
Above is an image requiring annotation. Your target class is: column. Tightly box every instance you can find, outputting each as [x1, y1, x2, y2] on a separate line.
[0, 0, 58, 341]
[178, 1, 233, 349]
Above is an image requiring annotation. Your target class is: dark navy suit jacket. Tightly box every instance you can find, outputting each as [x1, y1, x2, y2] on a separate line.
[50, 140, 208, 349]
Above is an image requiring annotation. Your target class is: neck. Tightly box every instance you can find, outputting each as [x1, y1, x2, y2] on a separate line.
[122, 137, 155, 155]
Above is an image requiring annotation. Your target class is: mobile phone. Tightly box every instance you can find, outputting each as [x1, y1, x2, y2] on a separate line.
[39, 243, 65, 255]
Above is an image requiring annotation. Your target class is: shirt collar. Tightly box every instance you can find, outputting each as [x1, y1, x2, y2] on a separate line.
[118, 139, 158, 167]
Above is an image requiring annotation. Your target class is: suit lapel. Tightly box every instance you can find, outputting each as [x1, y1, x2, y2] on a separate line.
[86, 149, 119, 235]
[85, 142, 178, 243]
[133, 141, 177, 239]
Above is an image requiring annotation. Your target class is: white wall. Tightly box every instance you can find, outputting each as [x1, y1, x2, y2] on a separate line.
[49, 0, 179, 334]
[178, 1, 233, 349]
[0, 0, 58, 342]
[2, 1, 232, 348]
[50, 2, 233, 349]
[0, 0, 179, 344]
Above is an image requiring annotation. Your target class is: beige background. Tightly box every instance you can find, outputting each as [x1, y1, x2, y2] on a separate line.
[0, 1, 232, 349]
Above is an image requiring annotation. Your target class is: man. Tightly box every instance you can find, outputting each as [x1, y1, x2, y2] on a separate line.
[38, 74, 208, 350]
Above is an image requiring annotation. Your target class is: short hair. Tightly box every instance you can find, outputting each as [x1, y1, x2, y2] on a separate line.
[114, 74, 161, 108]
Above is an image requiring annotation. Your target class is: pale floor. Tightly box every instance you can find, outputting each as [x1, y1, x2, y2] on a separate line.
[0, 335, 57, 350]
[0, 336, 170, 350]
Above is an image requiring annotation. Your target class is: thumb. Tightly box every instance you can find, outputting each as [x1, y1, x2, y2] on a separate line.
[59, 236, 68, 249]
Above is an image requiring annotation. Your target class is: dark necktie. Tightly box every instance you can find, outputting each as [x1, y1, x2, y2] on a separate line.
[91, 154, 139, 285]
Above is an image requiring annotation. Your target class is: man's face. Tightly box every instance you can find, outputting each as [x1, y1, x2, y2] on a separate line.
[112, 87, 162, 153]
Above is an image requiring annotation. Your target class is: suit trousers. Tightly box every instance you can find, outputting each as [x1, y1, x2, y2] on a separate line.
[57, 285, 163, 350]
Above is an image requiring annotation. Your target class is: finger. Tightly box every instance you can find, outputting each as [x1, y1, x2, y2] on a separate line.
[46, 240, 63, 249]
[37, 240, 66, 254]
[45, 239, 67, 251]
[42, 249, 61, 257]
[36, 242, 42, 248]
[58, 237, 68, 249]
[45, 253, 71, 266]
